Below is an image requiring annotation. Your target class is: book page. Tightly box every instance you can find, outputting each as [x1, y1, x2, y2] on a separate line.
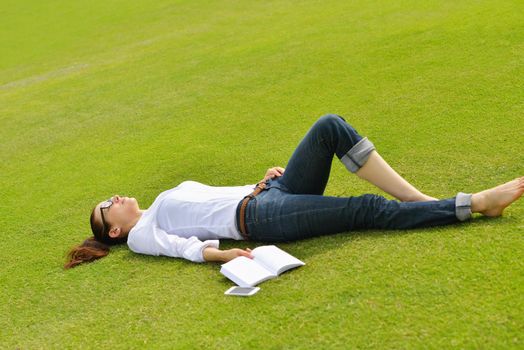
[220, 256, 276, 287]
[252, 245, 305, 276]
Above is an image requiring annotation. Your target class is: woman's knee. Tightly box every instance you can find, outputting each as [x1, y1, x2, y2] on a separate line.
[316, 113, 347, 126]
[312, 114, 348, 134]
[313, 113, 361, 140]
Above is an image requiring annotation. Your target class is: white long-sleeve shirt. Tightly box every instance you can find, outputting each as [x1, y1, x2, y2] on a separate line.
[127, 181, 256, 263]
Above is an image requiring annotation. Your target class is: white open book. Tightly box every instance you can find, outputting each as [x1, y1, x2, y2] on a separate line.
[220, 245, 305, 287]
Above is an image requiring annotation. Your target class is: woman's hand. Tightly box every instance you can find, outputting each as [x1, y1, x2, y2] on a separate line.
[220, 248, 253, 262]
[261, 166, 285, 183]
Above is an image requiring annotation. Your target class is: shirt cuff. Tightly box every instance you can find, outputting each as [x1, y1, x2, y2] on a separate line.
[198, 240, 220, 262]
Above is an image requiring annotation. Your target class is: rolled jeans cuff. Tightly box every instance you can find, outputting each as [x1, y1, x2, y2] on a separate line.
[455, 192, 473, 221]
[340, 137, 376, 173]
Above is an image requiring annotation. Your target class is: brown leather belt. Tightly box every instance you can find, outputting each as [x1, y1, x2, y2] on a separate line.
[238, 181, 267, 239]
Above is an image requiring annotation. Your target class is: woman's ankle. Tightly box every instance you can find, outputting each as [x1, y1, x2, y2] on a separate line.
[471, 192, 486, 213]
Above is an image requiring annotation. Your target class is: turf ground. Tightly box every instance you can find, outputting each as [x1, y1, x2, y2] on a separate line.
[1, 0, 523, 348]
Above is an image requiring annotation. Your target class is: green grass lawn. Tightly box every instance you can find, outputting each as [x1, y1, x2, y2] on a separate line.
[1, 0, 523, 348]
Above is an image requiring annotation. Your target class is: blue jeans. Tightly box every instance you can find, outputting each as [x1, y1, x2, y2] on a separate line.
[236, 114, 473, 242]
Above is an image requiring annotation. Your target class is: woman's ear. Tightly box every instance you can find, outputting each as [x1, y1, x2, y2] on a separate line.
[108, 227, 121, 238]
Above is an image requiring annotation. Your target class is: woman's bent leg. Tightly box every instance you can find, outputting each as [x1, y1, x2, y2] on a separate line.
[245, 189, 473, 242]
[356, 151, 438, 202]
[274, 113, 435, 201]
[273, 113, 375, 195]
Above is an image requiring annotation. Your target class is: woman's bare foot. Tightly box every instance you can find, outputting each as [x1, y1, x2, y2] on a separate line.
[471, 176, 524, 217]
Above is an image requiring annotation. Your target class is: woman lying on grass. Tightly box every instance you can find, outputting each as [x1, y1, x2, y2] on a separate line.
[65, 114, 523, 269]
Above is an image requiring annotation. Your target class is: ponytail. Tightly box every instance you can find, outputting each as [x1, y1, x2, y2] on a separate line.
[64, 204, 128, 269]
[64, 237, 110, 269]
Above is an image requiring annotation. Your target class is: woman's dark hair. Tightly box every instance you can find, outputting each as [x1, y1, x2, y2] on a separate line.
[64, 205, 128, 269]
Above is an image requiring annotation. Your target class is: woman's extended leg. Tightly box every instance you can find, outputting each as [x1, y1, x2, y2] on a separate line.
[246, 190, 467, 242]
[245, 177, 524, 242]
[274, 113, 435, 201]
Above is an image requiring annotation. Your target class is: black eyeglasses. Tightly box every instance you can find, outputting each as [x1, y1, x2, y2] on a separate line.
[100, 198, 113, 235]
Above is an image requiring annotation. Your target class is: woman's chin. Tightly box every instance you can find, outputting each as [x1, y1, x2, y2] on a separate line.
[129, 197, 140, 209]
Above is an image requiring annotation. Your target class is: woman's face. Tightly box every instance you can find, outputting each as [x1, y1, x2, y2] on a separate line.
[94, 195, 141, 238]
